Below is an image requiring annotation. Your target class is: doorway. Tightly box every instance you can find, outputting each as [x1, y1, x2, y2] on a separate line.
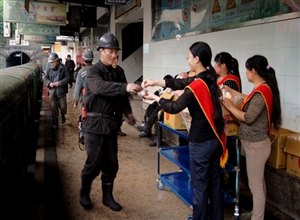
[6, 51, 30, 67]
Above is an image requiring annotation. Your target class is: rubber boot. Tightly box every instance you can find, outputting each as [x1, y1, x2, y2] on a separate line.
[80, 180, 92, 209]
[138, 131, 151, 138]
[102, 183, 122, 211]
[138, 121, 152, 133]
[137, 117, 150, 131]
[149, 138, 157, 147]
[61, 114, 66, 124]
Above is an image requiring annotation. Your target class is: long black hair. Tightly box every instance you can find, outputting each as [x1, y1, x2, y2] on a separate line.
[214, 52, 242, 92]
[245, 55, 282, 129]
[189, 42, 224, 134]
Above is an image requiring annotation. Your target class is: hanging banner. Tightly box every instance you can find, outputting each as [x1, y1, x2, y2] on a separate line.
[24, 35, 56, 42]
[3, 21, 11, 37]
[9, 40, 29, 46]
[18, 23, 60, 36]
[3, 0, 66, 25]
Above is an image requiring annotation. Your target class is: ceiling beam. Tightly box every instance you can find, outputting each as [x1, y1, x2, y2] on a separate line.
[59, 0, 110, 8]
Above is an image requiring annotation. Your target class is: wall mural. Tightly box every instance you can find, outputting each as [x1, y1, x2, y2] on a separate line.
[152, 0, 300, 40]
[3, 0, 66, 25]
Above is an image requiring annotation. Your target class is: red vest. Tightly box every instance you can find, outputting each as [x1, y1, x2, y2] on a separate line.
[187, 79, 228, 168]
[242, 84, 273, 136]
[217, 74, 241, 92]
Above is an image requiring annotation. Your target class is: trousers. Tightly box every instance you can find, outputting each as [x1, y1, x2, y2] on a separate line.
[81, 131, 119, 183]
[241, 138, 271, 220]
[49, 89, 67, 118]
[189, 138, 223, 220]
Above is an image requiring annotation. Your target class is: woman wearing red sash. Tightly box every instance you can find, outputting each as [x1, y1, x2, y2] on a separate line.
[214, 52, 241, 195]
[222, 55, 282, 220]
[214, 52, 241, 92]
[143, 42, 226, 220]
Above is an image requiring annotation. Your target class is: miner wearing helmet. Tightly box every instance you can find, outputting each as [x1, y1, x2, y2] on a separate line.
[73, 48, 94, 108]
[44, 52, 70, 129]
[79, 33, 142, 211]
[65, 54, 75, 88]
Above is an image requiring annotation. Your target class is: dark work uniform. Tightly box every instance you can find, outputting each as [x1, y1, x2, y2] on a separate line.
[82, 60, 132, 184]
[113, 65, 128, 130]
[43, 64, 69, 120]
[65, 59, 75, 87]
[163, 72, 223, 220]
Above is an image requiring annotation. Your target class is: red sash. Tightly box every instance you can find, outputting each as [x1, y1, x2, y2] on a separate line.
[187, 79, 228, 168]
[241, 84, 273, 136]
[217, 74, 241, 92]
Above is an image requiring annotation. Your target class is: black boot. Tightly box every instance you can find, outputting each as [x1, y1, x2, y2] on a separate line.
[117, 130, 126, 136]
[138, 131, 151, 138]
[80, 180, 92, 209]
[137, 117, 150, 132]
[149, 138, 157, 147]
[61, 115, 66, 124]
[102, 182, 122, 211]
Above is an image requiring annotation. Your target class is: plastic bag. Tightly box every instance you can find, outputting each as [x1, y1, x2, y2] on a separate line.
[180, 108, 191, 133]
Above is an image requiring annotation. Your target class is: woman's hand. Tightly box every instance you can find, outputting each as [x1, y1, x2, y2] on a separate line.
[142, 79, 154, 88]
[222, 97, 246, 122]
[222, 98, 234, 111]
[143, 92, 159, 102]
[176, 72, 188, 79]
[222, 85, 233, 93]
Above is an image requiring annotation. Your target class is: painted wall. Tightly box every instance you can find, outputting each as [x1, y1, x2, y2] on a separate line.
[143, 15, 300, 132]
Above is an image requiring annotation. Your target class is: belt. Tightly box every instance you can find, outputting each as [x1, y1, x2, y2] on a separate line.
[86, 112, 115, 117]
[86, 112, 103, 117]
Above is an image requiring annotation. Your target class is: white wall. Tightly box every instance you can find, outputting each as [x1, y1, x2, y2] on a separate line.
[51, 45, 71, 63]
[143, 17, 300, 133]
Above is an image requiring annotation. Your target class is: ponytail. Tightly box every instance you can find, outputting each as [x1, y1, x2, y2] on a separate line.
[206, 65, 224, 134]
[265, 66, 282, 129]
[245, 55, 282, 129]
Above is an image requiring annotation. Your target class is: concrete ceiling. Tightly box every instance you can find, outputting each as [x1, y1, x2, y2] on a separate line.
[115, 7, 143, 24]
[59, 0, 143, 24]
[33, 0, 143, 36]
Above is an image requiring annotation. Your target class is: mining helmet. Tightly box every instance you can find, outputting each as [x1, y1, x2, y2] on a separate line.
[48, 53, 59, 62]
[82, 48, 94, 62]
[96, 33, 120, 51]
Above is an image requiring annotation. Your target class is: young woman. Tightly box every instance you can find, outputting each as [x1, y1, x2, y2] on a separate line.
[143, 42, 227, 220]
[222, 55, 282, 220]
[214, 52, 241, 194]
[214, 52, 241, 92]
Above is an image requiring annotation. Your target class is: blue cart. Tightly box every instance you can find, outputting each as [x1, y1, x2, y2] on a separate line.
[156, 122, 240, 220]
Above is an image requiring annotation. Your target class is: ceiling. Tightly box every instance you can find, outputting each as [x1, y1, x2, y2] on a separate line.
[58, 0, 143, 24]
[36, 0, 143, 36]
[58, 0, 110, 8]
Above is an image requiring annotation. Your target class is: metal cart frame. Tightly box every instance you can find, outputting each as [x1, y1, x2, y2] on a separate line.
[156, 121, 240, 219]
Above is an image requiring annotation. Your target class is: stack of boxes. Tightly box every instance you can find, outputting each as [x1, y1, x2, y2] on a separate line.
[284, 135, 300, 178]
[267, 127, 300, 179]
[160, 92, 187, 130]
[267, 127, 297, 169]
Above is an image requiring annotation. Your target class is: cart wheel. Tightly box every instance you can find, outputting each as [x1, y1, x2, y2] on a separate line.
[156, 180, 165, 190]
[187, 214, 193, 220]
